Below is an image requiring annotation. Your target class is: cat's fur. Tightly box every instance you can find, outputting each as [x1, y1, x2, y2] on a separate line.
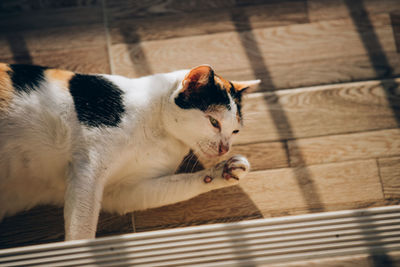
[0, 63, 259, 240]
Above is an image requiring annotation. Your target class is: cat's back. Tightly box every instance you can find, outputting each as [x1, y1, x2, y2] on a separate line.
[0, 63, 75, 115]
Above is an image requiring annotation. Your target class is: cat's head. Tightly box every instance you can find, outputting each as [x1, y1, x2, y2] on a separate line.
[166, 65, 260, 158]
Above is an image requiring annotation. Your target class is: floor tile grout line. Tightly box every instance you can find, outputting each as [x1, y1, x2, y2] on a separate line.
[131, 213, 137, 233]
[248, 155, 400, 174]
[105, 8, 392, 48]
[234, 127, 400, 147]
[100, 0, 114, 74]
[376, 158, 387, 200]
[283, 140, 292, 168]
[390, 13, 400, 53]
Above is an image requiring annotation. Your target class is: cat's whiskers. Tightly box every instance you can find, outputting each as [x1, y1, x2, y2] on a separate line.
[176, 150, 196, 173]
[187, 151, 199, 173]
[190, 156, 200, 173]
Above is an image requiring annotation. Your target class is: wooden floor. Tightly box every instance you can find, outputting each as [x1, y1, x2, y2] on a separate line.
[0, 0, 400, 253]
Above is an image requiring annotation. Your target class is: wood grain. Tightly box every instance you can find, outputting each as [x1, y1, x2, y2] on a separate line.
[392, 13, 400, 53]
[289, 129, 400, 167]
[0, 206, 64, 249]
[308, 0, 400, 22]
[110, 14, 397, 88]
[106, 0, 243, 20]
[241, 160, 383, 214]
[0, 25, 106, 56]
[0, 46, 111, 74]
[378, 156, 400, 199]
[134, 160, 384, 231]
[236, 79, 400, 144]
[220, 52, 400, 91]
[0, 7, 103, 32]
[231, 142, 289, 171]
[0, 0, 100, 13]
[107, 1, 308, 44]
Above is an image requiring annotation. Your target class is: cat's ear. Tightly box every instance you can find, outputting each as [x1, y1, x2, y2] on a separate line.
[181, 65, 214, 95]
[231, 80, 261, 93]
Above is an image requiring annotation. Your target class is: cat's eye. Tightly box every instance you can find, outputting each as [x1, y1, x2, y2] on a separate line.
[232, 130, 240, 134]
[209, 116, 220, 129]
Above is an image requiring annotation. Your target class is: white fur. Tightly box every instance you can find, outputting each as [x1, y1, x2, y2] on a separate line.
[0, 69, 256, 240]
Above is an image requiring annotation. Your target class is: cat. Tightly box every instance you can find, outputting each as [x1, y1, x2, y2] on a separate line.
[0, 63, 260, 240]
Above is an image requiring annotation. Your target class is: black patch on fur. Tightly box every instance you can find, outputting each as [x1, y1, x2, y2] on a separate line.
[175, 82, 231, 111]
[69, 74, 125, 127]
[9, 64, 47, 93]
[229, 82, 244, 122]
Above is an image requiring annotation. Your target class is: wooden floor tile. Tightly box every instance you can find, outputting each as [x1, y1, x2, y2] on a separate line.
[392, 13, 400, 53]
[1, 46, 111, 74]
[110, 14, 397, 88]
[0, 7, 103, 32]
[134, 159, 384, 231]
[107, 1, 308, 44]
[106, 0, 254, 20]
[289, 129, 400, 167]
[221, 52, 400, 91]
[0, 2, 109, 74]
[237, 79, 400, 144]
[378, 156, 400, 199]
[241, 160, 383, 214]
[0, 206, 64, 249]
[0, 25, 106, 56]
[0, 0, 100, 12]
[308, 0, 400, 22]
[231, 142, 289, 171]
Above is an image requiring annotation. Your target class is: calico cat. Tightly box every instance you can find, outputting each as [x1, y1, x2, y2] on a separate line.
[0, 63, 259, 240]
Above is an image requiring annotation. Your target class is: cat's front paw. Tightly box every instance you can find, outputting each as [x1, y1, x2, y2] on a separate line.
[205, 155, 250, 186]
[222, 155, 250, 183]
[204, 155, 250, 187]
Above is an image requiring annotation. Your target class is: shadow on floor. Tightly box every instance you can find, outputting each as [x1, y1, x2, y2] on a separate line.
[116, 16, 153, 77]
[344, 1, 399, 265]
[0, 205, 133, 249]
[344, 0, 400, 127]
[6, 34, 33, 64]
[230, 8, 325, 213]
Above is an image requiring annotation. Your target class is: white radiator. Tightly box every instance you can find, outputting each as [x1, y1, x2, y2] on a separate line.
[1, 205, 400, 266]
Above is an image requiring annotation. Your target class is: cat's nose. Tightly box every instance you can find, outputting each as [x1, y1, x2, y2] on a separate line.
[218, 141, 229, 156]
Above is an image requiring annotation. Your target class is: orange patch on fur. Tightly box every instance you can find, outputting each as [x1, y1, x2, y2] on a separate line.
[215, 74, 232, 92]
[0, 63, 10, 72]
[0, 63, 14, 114]
[45, 69, 74, 90]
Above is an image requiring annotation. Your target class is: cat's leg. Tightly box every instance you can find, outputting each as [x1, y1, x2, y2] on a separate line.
[104, 155, 250, 213]
[64, 158, 106, 241]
